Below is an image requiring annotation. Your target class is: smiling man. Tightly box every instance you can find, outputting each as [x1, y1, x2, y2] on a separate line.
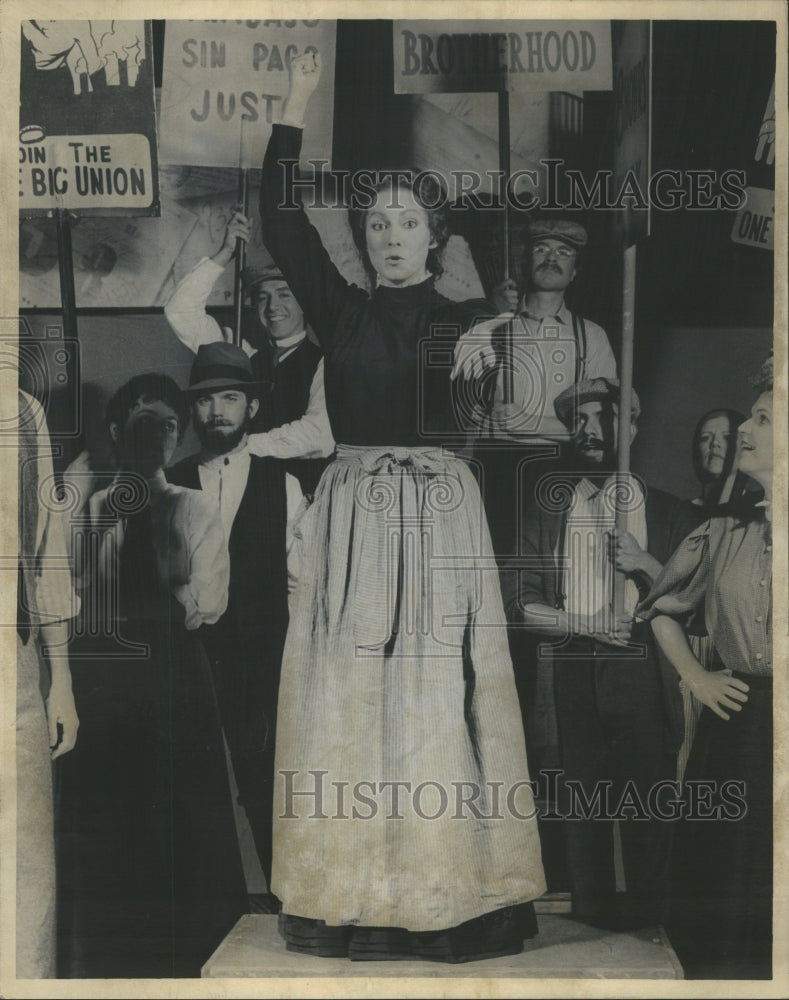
[164, 212, 334, 494]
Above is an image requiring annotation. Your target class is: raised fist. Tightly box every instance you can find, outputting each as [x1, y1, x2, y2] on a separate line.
[285, 50, 322, 115]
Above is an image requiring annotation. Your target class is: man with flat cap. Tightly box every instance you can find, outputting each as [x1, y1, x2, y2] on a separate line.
[500, 377, 696, 931]
[475, 218, 617, 554]
[165, 210, 333, 495]
[167, 341, 304, 913]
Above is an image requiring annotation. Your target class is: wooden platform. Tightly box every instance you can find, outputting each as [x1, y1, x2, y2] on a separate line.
[202, 914, 684, 979]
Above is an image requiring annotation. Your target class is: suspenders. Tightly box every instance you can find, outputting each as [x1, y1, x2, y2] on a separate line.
[481, 309, 588, 436]
[571, 311, 588, 383]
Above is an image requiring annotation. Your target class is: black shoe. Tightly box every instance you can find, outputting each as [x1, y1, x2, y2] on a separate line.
[249, 892, 281, 915]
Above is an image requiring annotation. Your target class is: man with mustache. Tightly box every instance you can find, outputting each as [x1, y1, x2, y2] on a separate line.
[500, 378, 697, 931]
[477, 220, 617, 554]
[167, 342, 303, 914]
[472, 220, 617, 892]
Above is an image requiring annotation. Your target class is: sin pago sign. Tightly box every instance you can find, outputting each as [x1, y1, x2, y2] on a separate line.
[159, 20, 337, 169]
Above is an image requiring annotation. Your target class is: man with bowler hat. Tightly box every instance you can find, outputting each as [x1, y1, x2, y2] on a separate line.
[167, 342, 303, 913]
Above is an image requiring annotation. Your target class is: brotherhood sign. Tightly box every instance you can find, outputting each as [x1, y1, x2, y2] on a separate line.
[393, 20, 612, 93]
[19, 19, 159, 216]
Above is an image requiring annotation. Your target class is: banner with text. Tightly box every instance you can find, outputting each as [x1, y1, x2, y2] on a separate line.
[393, 20, 612, 93]
[612, 20, 652, 248]
[731, 81, 775, 251]
[19, 20, 159, 216]
[159, 20, 336, 169]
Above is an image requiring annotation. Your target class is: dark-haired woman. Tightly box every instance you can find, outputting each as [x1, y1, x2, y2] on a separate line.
[689, 408, 746, 513]
[639, 358, 774, 978]
[259, 53, 545, 962]
[58, 375, 247, 977]
[675, 408, 746, 781]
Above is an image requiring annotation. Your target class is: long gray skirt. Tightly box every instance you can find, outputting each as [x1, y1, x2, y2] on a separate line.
[272, 445, 546, 932]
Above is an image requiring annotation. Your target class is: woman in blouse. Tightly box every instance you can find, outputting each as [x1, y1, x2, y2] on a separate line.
[57, 374, 247, 977]
[639, 357, 773, 979]
[675, 407, 745, 782]
[258, 52, 545, 962]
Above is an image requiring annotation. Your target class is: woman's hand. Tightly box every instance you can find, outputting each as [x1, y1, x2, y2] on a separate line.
[283, 51, 322, 123]
[687, 669, 749, 721]
[451, 314, 512, 382]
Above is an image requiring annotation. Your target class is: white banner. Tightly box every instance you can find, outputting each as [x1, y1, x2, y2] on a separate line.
[731, 187, 774, 251]
[159, 19, 336, 168]
[394, 20, 612, 93]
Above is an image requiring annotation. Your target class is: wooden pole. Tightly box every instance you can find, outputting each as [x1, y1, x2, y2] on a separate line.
[55, 209, 78, 343]
[232, 167, 249, 348]
[614, 243, 637, 620]
[498, 88, 514, 403]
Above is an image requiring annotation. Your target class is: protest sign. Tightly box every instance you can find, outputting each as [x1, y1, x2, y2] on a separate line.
[18, 20, 158, 216]
[731, 81, 775, 251]
[393, 20, 612, 94]
[159, 20, 336, 168]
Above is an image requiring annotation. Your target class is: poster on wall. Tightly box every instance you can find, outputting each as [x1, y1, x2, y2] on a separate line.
[2, 3, 785, 998]
[159, 19, 337, 168]
[18, 19, 159, 215]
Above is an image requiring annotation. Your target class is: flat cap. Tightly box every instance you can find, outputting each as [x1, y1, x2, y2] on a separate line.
[242, 263, 287, 296]
[527, 219, 588, 250]
[554, 377, 641, 427]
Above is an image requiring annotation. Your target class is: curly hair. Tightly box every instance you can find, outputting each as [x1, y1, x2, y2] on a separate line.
[749, 353, 773, 395]
[348, 171, 451, 284]
[105, 373, 188, 445]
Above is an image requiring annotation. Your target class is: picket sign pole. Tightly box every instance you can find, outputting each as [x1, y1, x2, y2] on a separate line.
[232, 167, 249, 348]
[498, 87, 515, 403]
[613, 243, 637, 622]
[55, 208, 78, 343]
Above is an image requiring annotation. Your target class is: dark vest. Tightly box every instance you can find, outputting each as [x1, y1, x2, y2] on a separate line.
[166, 453, 290, 657]
[252, 338, 327, 496]
[252, 337, 322, 430]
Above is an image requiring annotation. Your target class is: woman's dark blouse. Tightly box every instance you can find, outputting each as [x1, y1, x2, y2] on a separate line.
[260, 124, 491, 447]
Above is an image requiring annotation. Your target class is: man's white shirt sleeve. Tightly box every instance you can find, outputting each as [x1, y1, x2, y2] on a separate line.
[247, 358, 335, 460]
[164, 256, 228, 352]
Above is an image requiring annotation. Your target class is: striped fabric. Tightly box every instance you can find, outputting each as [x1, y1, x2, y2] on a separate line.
[272, 445, 546, 931]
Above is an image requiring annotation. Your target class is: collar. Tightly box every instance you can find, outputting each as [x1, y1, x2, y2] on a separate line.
[519, 296, 569, 324]
[268, 330, 306, 352]
[574, 473, 643, 504]
[200, 439, 250, 470]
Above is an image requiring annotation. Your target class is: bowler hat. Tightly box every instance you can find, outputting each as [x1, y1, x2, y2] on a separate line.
[554, 377, 641, 428]
[187, 342, 264, 394]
